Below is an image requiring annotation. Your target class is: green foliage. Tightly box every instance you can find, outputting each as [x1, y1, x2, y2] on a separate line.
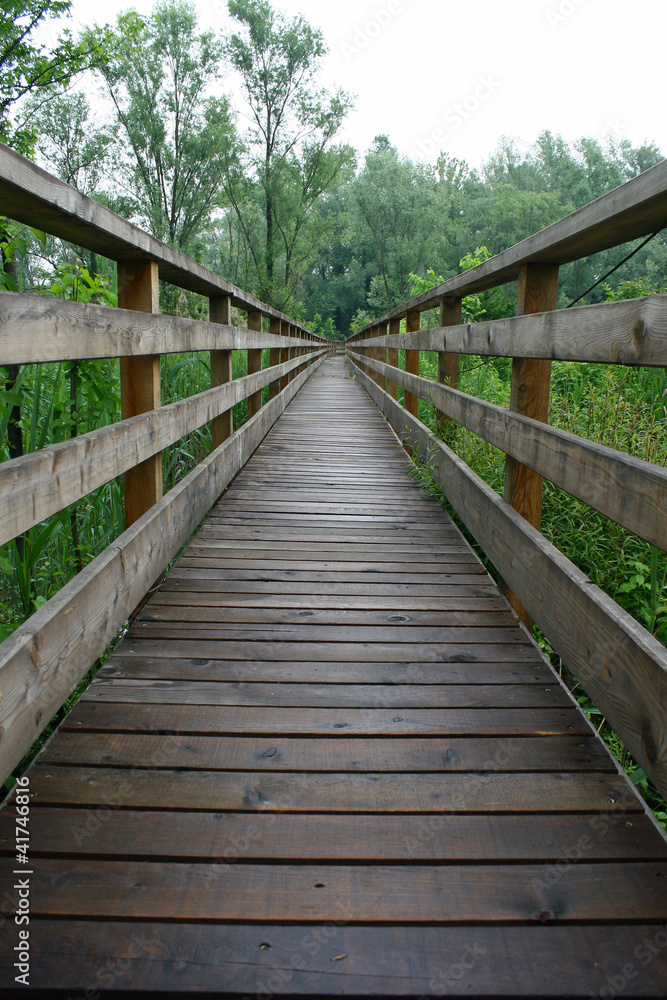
[27, 91, 113, 194]
[0, 0, 113, 155]
[89, 0, 240, 251]
[219, 0, 355, 309]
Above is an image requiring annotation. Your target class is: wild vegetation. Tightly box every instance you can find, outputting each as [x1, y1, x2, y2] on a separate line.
[0, 0, 665, 821]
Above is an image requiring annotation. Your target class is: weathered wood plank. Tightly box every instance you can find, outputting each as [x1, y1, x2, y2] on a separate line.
[503, 262, 559, 624]
[351, 359, 667, 798]
[0, 291, 320, 365]
[4, 921, 666, 997]
[0, 357, 326, 781]
[349, 293, 667, 367]
[10, 807, 662, 864]
[0, 351, 324, 546]
[61, 702, 590, 736]
[21, 767, 637, 813]
[35, 733, 615, 773]
[3, 859, 664, 921]
[80, 680, 567, 709]
[348, 351, 667, 551]
[118, 260, 162, 527]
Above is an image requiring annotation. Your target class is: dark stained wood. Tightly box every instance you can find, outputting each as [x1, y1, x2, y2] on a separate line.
[61, 702, 595, 736]
[3, 356, 666, 998]
[35, 734, 615, 772]
[2, 858, 666, 922]
[3, 921, 666, 997]
[7, 809, 663, 861]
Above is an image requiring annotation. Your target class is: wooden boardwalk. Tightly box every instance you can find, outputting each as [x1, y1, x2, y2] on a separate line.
[1, 356, 667, 996]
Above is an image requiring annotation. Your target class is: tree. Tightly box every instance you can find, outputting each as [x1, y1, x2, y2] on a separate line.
[350, 138, 449, 311]
[0, 0, 111, 155]
[89, 0, 240, 253]
[28, 91, 112, 194]
[221, 0, 354, 308]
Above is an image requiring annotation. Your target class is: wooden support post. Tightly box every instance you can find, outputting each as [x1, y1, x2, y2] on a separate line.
[377, 321, 388, 391]
[247, 310, 263, 419]
[403, 309, 420, 417]
[387, 318, 399, 399]
[210, 295, 233, 452]
[436, 298, 462, 435]
[268, 317, 282, 399]
[118, 261, 161, 528]
[280, 320, 290, 388]
[503, 262, 560, 627]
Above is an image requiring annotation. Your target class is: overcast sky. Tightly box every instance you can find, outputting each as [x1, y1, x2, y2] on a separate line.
[58, 0, 665, 169]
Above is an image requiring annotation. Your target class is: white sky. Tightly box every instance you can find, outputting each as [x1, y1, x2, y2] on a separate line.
[53, 0, 666, 168]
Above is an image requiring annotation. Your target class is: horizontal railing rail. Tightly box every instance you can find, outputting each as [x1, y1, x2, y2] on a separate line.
[345, 164, 667, 801]
[0, 147, 333, 780]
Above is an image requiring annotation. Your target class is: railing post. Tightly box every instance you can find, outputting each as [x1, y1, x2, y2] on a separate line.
[247, 310, 263, 419]
[269, 317, 282, 398]
[210, 294, 233, 451]
[387, 318, 400, 399]
[502, 262, 559, 626]
[436, 298, 462, 433]
[403, 309, 420, 417]
[118, 260, 162, 528]
[280, 320, 290, 388]
[377, 321, 388, 390]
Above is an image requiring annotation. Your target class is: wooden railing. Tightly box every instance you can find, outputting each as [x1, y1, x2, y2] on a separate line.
[346, 159, 667, 799]
[0, 144, 333, 781]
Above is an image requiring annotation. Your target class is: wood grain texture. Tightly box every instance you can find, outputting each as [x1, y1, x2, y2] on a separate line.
[0, 357, 325, 780]
[436, 298, 462, 432]
[3, 922, 666, 997]
[404, 309, 420, 418]
[347, 293, 667, 367]
[0, 291, 321, 365]
[0, 351, 324, 546]
[4, 356, 666, 998]
[351, 358, 667, 797]
[347, 350, 667, 550]
[247, 309, 263, 419]
[503, 263, 559, 624]
[118, 260, 162, 527]
[209, 294, 233, 450]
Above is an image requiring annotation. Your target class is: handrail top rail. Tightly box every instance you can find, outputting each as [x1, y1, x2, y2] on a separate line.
[349, 158, 667, 337]
[0, 144, 322, 338]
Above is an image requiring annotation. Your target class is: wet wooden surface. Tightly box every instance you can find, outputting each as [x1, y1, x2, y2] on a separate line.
[1, 357, 666, 997]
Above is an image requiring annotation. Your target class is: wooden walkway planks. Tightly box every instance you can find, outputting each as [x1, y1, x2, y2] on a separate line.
[1, 356, 667, 997]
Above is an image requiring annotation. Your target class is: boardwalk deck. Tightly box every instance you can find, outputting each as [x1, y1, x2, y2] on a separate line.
[1, 356, 666, 997]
